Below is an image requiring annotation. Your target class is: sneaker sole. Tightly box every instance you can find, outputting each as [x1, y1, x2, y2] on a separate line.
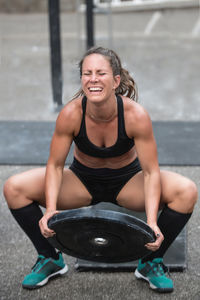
[22, 265, 68, 290]
[135, 269, 173, 293]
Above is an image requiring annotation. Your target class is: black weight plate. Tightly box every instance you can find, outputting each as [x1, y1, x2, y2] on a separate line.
[47, 207, 155, 263]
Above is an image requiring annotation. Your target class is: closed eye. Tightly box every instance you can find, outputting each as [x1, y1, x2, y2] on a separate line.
[82, 70, 107, 76]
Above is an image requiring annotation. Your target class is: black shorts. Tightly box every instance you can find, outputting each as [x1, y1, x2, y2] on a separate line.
[69, 157, 142, 206]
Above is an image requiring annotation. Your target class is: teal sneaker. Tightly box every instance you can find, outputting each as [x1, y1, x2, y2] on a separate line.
[22, 252, 68, 289]
[135, 258, 173, 293]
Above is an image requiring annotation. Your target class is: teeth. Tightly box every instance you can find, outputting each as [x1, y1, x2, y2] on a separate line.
[89, 87, 103, 91]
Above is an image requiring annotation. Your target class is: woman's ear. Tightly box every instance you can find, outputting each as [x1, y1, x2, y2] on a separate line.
[113, 75, 121, 90]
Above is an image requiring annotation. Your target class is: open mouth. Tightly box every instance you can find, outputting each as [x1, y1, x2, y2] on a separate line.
[88, 87, 103, 93]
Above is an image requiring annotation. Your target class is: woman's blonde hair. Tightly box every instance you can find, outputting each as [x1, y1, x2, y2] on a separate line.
[73, 46, 138, 101]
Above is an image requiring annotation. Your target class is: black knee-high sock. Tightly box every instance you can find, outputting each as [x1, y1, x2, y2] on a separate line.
[10, 202, 59, 260]
[142, 205, 192, 263]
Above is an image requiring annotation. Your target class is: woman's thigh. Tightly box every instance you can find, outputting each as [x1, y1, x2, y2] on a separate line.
[116, 169, 195, 212]
[58, 168, 92, 209]
[116, 171, 145, 211]
[6, 167, 92, 209]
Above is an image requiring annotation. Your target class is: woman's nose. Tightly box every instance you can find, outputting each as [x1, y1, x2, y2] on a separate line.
[90, 74, 98, 82]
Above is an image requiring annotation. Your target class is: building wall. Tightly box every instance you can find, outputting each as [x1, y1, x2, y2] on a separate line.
[0, 0, 77, 13]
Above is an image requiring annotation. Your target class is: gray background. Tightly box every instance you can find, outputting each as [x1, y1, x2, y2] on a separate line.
[0, 3, 200, 300]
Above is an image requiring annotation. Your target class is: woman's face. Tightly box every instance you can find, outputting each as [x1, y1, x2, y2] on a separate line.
[81, 54, 120, 103]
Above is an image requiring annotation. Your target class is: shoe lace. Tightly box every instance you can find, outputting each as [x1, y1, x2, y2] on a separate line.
[31, 256, 46, 272]
[151, 261, 169, 277]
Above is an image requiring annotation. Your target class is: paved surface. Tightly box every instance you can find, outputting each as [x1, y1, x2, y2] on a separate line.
[0, 7, 200, 300]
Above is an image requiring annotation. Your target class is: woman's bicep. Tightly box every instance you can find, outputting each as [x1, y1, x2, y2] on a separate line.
[48, 131, 73, 167]
[47, 112, 74, 167]
[133, 115, 159, 173]
[135, 133, 159, 172]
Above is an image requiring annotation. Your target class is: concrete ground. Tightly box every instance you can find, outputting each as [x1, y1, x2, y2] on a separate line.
[0, 7, 200, 300]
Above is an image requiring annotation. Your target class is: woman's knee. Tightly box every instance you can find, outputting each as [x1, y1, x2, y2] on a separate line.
[182, 179, 198, 211]
[171, 178, 198, 213]
[4, 176, 19, 199]
[3, 175, 28, 208]
[3, 168, 46, 209]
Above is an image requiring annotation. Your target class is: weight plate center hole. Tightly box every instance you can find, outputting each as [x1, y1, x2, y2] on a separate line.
[92, 237, 109, 246]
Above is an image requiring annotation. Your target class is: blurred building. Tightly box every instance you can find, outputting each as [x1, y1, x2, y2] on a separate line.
[0, 0, 198, 13]
[0, 0, 76, 13]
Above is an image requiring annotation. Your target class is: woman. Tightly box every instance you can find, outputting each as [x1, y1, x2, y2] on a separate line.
[4, 47, 197, 292]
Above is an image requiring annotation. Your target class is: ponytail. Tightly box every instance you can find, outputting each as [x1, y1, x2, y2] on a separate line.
[116, 67, 137, 101]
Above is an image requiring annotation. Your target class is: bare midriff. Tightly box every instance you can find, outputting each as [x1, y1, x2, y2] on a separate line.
[74, 146, 137, 169]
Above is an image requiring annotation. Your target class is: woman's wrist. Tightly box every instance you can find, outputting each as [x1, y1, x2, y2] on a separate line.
[146, 208, 159, 226]
[147, 218, 157, 227]
[46, 207, 57, 213]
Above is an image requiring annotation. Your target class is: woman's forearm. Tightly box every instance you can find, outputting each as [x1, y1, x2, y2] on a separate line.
[45, 163, 63, 211]
[143, 170, 161, 226]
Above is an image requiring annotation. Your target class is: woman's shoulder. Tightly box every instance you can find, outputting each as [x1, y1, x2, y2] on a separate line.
[121, 96, 149, 120]
[62, 97, 82, 113]
[58, 97, 83, 120]
[55, 97, 83, 134]
[121, 96, 152, 136]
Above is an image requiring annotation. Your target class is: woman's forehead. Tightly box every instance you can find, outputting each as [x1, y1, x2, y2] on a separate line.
[82, 53, 110, 69]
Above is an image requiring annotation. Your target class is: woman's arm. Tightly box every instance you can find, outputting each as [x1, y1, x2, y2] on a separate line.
[39, 108, 75, 237]
[128, 104, 164, 250]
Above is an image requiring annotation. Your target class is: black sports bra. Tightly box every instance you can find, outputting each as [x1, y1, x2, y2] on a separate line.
[73, 95, 134, 158]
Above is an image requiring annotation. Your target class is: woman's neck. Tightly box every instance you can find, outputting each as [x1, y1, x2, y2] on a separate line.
[86, 95, 117, 123]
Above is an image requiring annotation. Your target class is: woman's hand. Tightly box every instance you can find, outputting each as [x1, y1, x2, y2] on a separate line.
[39, 210, 59, 238]
[145, 223, 164, 252]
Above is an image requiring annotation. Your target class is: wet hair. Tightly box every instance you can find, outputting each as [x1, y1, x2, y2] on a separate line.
[72, 46, 138, 101]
